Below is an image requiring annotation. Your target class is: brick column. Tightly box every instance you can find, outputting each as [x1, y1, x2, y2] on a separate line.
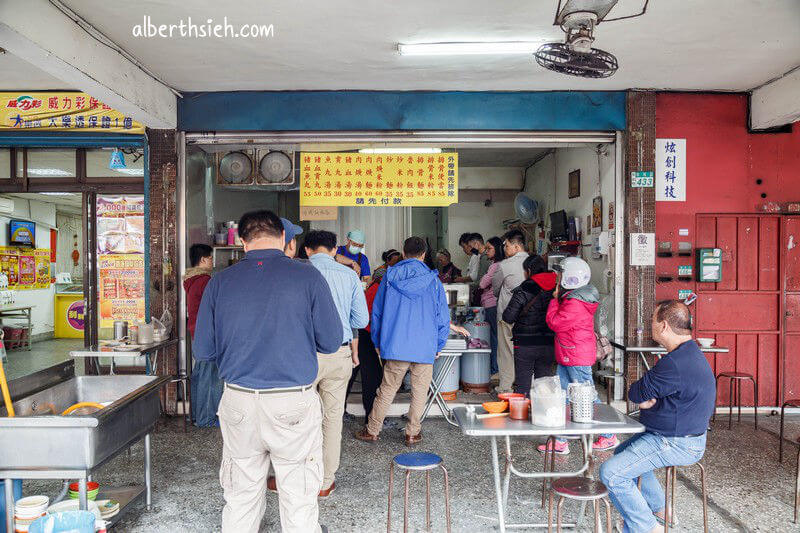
[147, 129, 180, 412]
[624, 92, 657, 385]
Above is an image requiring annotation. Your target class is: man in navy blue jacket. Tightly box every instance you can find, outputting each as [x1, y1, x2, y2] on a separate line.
[355, 236, 450, 446]
[600, 300, 716, 533]
[193, 210, 342, 533]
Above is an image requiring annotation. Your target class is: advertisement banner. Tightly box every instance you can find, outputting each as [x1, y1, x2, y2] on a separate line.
[34, 249, 51, 289]
[0, 92, 144, 134]
[0, 247, 18, 288]
[299, 152, 458, 207]
[18, 253, 35, 289]
[98, 254, 145, 327]
[97, 195, 145, 327]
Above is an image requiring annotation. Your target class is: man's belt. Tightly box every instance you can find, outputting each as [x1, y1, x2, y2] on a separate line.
[225, 383, 313, 395]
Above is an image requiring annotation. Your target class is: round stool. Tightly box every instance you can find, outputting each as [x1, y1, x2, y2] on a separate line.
[387, 452, 451, 533]
[547, 477, 611, 533]
[780, 399, 800, 463]
[540, 435, 587, 508]
[596, 369, 626, 405]
[663, 463, 708, 532]
[713, 371, 758, 430]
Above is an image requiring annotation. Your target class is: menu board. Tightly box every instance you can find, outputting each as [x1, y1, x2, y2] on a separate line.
[97, 195, 145, 327]
[299, 152, 458, 207]
[0, 246, 51, 290]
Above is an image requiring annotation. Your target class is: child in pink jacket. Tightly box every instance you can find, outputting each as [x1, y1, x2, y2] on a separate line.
[538, 257, 617, 454]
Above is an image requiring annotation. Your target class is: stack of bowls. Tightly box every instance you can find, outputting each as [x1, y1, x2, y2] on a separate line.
[13, 495, 49, 532]
[67, 482, 100, 501]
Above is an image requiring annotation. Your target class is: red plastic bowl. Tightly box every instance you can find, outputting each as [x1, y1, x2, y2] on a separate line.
[498, 392, 525, 401]
[68, 481, 99, 492]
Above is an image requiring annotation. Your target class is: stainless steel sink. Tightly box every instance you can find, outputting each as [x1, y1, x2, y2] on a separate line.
[0, 373, 169, 470]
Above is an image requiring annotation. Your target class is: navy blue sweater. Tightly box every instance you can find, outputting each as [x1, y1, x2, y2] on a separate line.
[628, 340, 716, 437]
[192, 249, 343, 389]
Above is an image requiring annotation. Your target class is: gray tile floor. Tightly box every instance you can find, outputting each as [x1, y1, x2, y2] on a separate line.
[22, 410, 800, 532]
[2, 337, 83, 381]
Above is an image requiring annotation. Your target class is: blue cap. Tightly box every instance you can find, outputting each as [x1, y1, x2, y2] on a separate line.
[347, 229, 365, 244]
[281, 218, 303, 245]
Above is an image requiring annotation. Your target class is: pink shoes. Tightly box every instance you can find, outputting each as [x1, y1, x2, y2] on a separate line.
[537, 440, 570, 455]
[592, 435, 619, 451]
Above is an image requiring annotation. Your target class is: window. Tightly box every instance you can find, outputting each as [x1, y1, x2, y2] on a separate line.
[23, 149, 77, 178]
[0, 149, 9, 179]
[86, 148, 145, 178]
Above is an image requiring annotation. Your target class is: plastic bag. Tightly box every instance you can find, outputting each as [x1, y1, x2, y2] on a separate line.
[531, 376, 566, 427]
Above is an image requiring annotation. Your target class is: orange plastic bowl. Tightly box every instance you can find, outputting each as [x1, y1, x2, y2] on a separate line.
[68, 481, 99, 492]
[498, 392, 525, 401]
[482, 401, 509, 414]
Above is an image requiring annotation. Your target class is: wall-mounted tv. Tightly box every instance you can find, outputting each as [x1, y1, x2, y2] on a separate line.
[9, 219, 35, 247]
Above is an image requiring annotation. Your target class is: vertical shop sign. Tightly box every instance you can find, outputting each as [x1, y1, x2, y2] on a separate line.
[97, 196, 145, 327]
[656, 139, 686, 201]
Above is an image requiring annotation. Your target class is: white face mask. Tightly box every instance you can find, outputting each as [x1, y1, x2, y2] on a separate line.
[348, 245, 363, 255]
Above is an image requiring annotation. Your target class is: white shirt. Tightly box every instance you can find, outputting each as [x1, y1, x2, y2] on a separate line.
[466, 253, 480, 281]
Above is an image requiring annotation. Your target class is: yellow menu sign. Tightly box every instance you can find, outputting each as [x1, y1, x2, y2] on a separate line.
[300, 152, 458, 207]
[0, 92, 144, 134]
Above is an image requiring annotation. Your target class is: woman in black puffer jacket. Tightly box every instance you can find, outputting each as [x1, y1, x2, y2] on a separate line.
[502, 255, 557, 395]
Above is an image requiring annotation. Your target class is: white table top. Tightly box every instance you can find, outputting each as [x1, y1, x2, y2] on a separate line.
[453, 404, 645, 437]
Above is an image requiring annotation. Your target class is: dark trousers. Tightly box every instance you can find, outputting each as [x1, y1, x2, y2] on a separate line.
[513, 344, 556, 396]
[357, 329, 383, 417]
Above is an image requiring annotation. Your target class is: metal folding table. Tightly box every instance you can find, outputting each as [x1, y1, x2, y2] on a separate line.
[453, 404, 644, 532]
[70, 338, 179, 375]
[0, 304, 33, 350]
[421, 347, 490, 426]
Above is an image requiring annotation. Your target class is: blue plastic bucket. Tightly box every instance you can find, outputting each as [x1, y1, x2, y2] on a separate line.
[29, 511, 95, 533]
[0, 480, 23, 533]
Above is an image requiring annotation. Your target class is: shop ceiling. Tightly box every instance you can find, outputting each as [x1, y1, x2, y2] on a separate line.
[0, 0, 795, 93]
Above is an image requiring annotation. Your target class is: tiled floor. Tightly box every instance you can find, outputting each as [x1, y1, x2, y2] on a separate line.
[19, 410, 800, 532]
[2, 337, 84, 381]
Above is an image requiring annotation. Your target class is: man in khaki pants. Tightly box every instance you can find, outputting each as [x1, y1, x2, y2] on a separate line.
[193, 211, 343, 532]
[355, 236, 450, 445]
[492, 229, 529, 393]
[304, 230, 368, 496]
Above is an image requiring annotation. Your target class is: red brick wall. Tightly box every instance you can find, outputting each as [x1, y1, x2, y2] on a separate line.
[624, 92, 657, 381]
[147, 129, 180, 411]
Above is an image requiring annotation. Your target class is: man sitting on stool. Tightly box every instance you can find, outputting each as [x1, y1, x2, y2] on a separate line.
[599, 300, 716, 533]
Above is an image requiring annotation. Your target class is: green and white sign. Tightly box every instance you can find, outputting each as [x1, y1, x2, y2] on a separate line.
[678, 265, 692, 277]
[678, 289, 692, 300]
[631, 171, 654, 188]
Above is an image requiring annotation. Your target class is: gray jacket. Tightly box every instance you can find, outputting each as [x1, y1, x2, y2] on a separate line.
[492, 251, 529, 315]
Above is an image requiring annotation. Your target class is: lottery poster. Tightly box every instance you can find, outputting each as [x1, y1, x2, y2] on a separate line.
[98, 254, 145, 327]
[34, 249, 51, 289]
[18, 253, 35, 289]
[0, 247, 18, 288]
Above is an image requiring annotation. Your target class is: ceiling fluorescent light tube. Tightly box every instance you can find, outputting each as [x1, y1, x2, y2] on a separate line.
[398, 42, 543, 56]
[358, 148, 442, 154]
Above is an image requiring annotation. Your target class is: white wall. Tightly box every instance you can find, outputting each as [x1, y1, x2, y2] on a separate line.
[0, 197, 58, 336]
[55, 212, 83, 281]
[524, 146, 616, 334]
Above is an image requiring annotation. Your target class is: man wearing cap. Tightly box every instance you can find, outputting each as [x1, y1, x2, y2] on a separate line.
[193, 210, 342, 532]
[280, 217, 303, 258]
[336, 229, 371, 282]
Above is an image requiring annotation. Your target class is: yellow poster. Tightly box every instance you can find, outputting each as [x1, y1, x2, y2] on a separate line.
[0, 247, 18, 288]
[34, 249, 51, 289]
[299, 152, 458, 207]
[0, 92, 144, 134]
[98, 254, 145, 327]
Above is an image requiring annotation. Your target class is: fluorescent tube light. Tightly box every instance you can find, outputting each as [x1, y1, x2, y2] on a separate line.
[358, 148, 442, 154]
[398, 42, 544, 56]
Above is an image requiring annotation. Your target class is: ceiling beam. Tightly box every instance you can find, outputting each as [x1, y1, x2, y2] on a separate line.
[0, 0, 176, 129]
[750, 66, 800, 130]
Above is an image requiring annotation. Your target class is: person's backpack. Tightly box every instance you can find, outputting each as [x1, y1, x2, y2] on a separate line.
[595, 333, 612, 362]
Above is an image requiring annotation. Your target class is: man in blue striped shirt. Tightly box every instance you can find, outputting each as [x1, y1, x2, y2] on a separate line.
[305, 230, 369, 497]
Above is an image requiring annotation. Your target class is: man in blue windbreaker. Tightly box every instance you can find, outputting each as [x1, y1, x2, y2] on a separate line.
[355, 236, 450, 446]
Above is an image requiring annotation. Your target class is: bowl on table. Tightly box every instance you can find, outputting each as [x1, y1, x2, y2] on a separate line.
[696, 337, 715, 348]
[497, 392, 525, 401]
[481, 401, 509, 414]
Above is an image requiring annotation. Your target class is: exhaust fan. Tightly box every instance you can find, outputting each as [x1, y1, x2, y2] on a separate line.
[216, 149, 295, 187]
[535, 0, 648, 78]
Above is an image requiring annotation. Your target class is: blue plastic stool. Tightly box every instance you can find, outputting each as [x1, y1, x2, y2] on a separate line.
[388, 452, 451, 533]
